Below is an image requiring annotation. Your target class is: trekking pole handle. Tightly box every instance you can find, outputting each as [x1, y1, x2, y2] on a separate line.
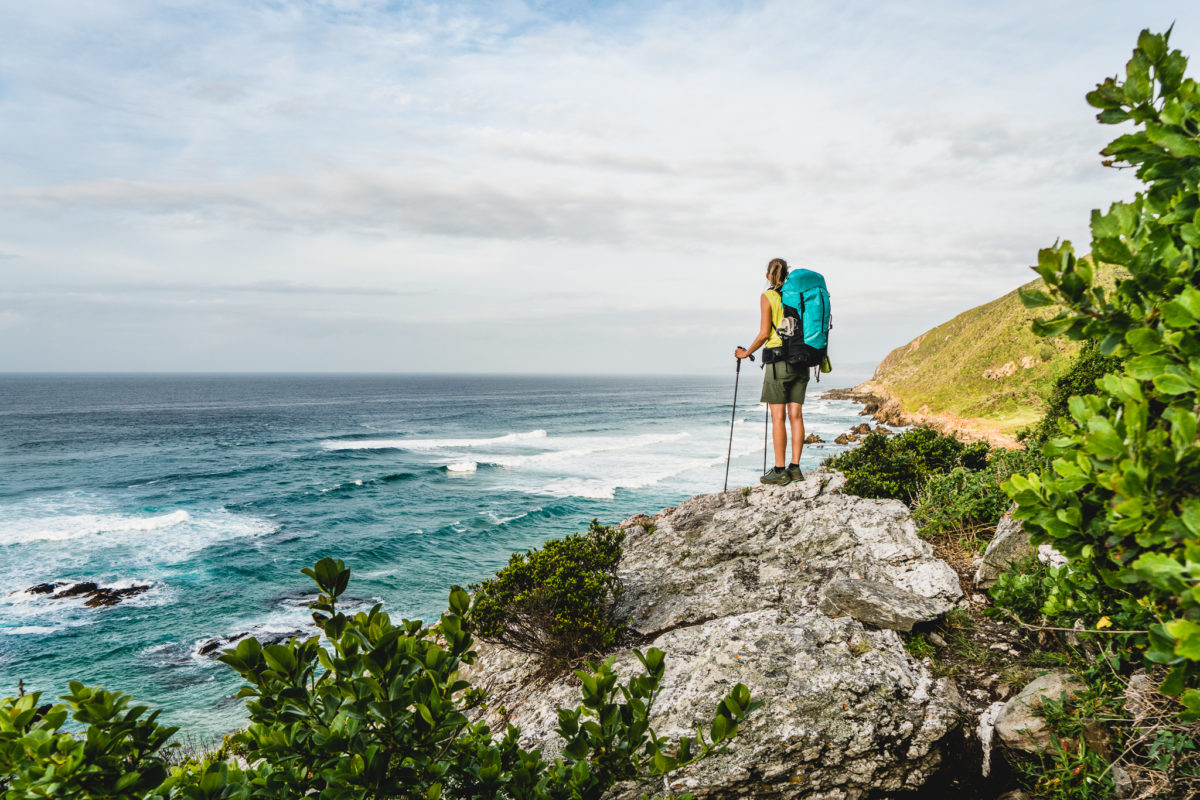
[735, 346, 756, 366]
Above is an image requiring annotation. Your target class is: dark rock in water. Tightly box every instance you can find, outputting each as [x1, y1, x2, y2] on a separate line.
[804, 433, 824, 444]
[52, 582, 100, 599]
[31, 581, 151, 607]
[83, 585, 150, 607]
[197, 632, 249, 657]
[196, 629, 307, 659]
[873, 425, 894, 436]
[851, 422, 872, 435]
[834, 432, 853, 445]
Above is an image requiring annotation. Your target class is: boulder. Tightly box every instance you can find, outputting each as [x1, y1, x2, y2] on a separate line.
[818, 578, 955, 631]
[804, 433, 824, 444]
[994, 672, 1084, 751]
[975, 507, 1068, 588]
[834, 433, 853, 445]
[465, 471, 966, 798]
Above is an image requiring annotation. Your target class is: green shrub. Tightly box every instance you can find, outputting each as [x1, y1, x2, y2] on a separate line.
[824, 426, 990, 503]
[913, 447, 1048, 540]
[1, 558, 759, 800]
[912, 466, 1010, 539]
[469, 520, 625, 662]
[1004, 27, 1200, 719]
[1019, 340, 1123, 445]
[0, 683, 178, 799]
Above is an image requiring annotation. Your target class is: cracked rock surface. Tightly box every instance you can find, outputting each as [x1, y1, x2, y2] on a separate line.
[464, 471, 965, 799]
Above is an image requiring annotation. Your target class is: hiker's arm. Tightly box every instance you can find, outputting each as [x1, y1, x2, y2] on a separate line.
[735, 294, 772, 359]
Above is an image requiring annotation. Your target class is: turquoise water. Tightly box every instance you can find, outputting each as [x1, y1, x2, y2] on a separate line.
[0, 373, 869, 736]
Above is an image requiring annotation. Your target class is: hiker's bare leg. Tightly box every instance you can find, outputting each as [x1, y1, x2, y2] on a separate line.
[788, 402, 804, 465]
[770, 403, 787, 468]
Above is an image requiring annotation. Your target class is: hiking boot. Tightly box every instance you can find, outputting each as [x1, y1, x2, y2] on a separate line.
[759, 468, 791, 486]
[787, 465, 805, 482]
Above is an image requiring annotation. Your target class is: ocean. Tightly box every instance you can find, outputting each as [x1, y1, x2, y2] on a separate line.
[0, 372, 871, 736]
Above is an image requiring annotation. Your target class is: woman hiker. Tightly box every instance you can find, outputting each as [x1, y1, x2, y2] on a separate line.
[734, 258, 807, 485]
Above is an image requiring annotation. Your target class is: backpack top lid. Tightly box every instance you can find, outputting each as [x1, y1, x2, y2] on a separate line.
[780, 268, 827, 309]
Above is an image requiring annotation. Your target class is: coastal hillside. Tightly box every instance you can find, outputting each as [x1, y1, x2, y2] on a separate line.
[858, 274, 1082, 441]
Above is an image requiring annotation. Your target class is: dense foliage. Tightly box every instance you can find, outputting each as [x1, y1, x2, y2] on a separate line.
[1, 559, 758, 799]
[468, 520, 624, 662]
[823, 426, 990, 503]
[1003, 27, 1200, 718]
[911, 455, 1028, 541]
[1019, 341, 1124, 445]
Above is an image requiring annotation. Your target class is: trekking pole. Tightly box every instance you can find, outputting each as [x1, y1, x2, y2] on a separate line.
[724, 348, 753, 491]
[763, 406, 769, 473]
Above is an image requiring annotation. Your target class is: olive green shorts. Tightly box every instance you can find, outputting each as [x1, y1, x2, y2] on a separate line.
[760, 360, 809, 405]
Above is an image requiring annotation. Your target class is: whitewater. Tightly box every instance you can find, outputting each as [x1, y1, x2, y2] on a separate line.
[0, 373, 871, 736]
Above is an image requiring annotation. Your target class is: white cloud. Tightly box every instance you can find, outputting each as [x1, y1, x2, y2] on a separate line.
[0, 0, 1196, 372]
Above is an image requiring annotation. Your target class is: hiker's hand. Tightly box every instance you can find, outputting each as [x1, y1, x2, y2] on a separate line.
[735, 348, 750, 359]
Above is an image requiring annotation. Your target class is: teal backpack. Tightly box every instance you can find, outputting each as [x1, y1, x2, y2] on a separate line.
[769, 268, 832, 371]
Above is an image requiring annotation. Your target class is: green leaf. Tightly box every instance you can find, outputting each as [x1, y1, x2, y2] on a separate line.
[1180, 689, 1200, 722]
[1139, 29, 1167, 64]
[1163, 298, 1199, 328]
[1153, 373, 1195, 395]
[1127, 328, 1165, 354]
[1160, 51, 1189, 93]
[1145, 123, 1200, 158]
[1164, 619, 1200, 660]
[1086, 77, 1125, 109]
[1161, 663, 1188, 696]
[448, 586, 469, 616]
[1127, 355, 1171, 380]
[1018, 288, 1055, 308]
[1125, 51, 1153, 104]
[710, 714, 728, 743]
[1182, 499, 1200, 537]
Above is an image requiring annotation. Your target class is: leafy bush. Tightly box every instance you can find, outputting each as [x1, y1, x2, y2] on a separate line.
[1004, 27, 1200, 719]
[469, 520, 625, 662]
[1019, 340, 1123, 445]
[912, 466, 1010, 539]
[1, 558, 759, 799]
[824, 426, 990, 503]
[0, 683, 178, 799]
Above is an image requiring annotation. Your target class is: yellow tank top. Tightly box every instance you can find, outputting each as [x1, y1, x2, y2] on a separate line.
[764, 289, 784, 349]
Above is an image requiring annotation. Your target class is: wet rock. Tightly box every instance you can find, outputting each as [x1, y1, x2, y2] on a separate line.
[464, 471, 966, 799]
[834, 432, 853, 445]
[995, 672, 1085, 752]
[27, 582, 65, 595]
[851, 423, 873, 435]
[804, 433, 824, 444]
[52, 582, 100, 599]
[84, 585, 151, 607]
[872, 425, 894, 436]
[196, 629, 307, 659]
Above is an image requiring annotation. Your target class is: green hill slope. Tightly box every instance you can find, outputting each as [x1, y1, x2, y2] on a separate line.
[868, 276, 1080, 435]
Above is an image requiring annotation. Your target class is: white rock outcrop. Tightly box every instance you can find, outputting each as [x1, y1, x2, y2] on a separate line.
[465, 472, 968, 799]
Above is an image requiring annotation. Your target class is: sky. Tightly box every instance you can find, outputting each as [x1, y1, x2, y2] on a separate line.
[1, 1, 1198, 374]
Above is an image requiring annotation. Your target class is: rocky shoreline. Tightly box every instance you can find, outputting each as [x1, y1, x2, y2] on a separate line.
[824, 384, 1020, 449]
